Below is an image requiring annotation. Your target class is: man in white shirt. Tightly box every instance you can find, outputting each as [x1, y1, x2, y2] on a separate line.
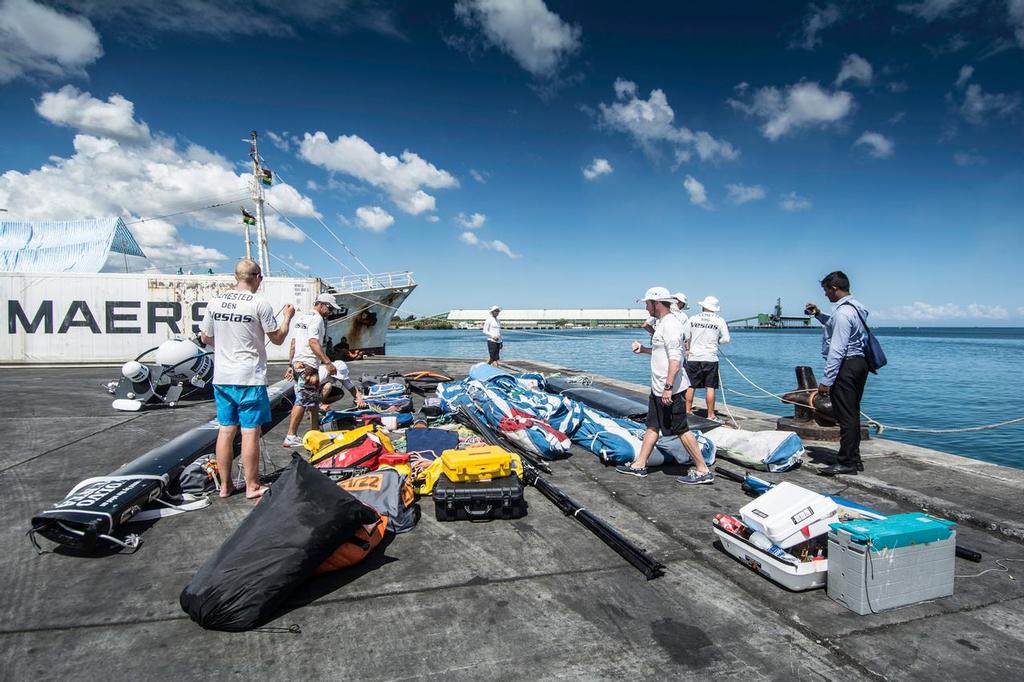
[282, 293, 340, 448]
[199, 258, 293, 499]
[616, 287, 713, 485]
[317, 361, 365, 411]
[683, 296, 731, 421]
[483, 305, 503, 366]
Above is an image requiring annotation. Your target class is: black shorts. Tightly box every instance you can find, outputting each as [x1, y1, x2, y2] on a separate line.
[685, 361, 720, 389]
[487, 340, 502, 361]
[646, 392, 688, 436]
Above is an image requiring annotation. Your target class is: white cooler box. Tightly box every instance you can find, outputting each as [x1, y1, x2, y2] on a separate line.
[713, 526, 829, 591]
[740, 482, 839, 549]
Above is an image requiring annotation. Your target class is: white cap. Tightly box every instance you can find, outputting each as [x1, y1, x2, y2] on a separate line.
[638, 286, 674, 303]
[672, 292, 688, 308]
[315, 293, 340, 310]
[698, 295, 721, 312]
[490, 305, 501, 312]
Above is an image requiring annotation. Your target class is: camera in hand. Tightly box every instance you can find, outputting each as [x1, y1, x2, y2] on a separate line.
[804, 305, 815, 315]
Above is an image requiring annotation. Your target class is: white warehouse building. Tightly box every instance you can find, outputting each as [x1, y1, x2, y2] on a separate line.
[446, 309, 649, 329]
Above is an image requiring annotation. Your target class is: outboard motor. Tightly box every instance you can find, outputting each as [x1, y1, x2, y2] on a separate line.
[107, 337, 213, 411]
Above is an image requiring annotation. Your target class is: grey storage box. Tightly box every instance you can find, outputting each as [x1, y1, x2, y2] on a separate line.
[827, 513, 956, 615]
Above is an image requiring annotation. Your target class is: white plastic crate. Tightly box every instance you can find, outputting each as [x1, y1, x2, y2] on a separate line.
[739, 482, 839, 549]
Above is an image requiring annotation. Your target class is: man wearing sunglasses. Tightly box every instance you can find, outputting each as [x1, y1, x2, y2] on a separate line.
[806, 270, 870, 476]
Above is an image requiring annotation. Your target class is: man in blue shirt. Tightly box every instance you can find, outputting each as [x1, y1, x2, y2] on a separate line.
[806, 270, 870, 476]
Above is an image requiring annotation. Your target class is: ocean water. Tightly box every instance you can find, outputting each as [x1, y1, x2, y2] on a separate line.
[386, 327, 1024, 470]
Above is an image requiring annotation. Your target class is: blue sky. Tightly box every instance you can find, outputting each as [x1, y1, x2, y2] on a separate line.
[1, 0, 1022, 324]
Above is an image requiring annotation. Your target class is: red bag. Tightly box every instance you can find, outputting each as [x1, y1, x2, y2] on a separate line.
[312, 437, 384, 470]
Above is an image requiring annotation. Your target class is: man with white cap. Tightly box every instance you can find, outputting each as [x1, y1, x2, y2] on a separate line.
[683, 295, 731, 421]
[617, 287, 713, 485]
[483, 305, 503, 366]
[282, 293, 340, 448]
[641, 291, 689, 337]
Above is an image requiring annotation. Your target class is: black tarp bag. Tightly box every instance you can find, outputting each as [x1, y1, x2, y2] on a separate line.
[179, 454, 377, 631]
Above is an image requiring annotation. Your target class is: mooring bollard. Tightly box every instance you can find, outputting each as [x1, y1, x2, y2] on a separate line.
[776, 366, 868, 442]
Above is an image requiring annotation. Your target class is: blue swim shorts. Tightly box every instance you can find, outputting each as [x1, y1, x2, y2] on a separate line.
[214, 385, 272, 429]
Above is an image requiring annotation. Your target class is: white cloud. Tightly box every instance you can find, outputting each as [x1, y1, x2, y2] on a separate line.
[1018, 306, 1024, 316]
[955, 65, 974, 89]
[469, 168, 489, 184]
[265, 130, 292, 152]
[835, 54, 873, 87]
[355, 205, 395, 232]
[889, 111, 907, 124]
[36, 85, 150, 142]
[888, 81, 909, 93]
[599, 78, 739, 162]
[854, 131, 895, 158]
[779, 192, 812, 211]
[425, 215, 440, 223]
[726, 183, 766, 205]
[456, 211, 487, 228]
[898, 0, 969, 22]
[683, 175, 710, 209]
[953, 150, 986, 165]
[298, 131, 458, 215]
[0, 0, 103, 84]
[459, 230, 521, 258]
[959, 82, 1020, 125]
[0, 87, 320, 268]
[453, 0, 581, 77]
[583, 158, 613, 180]
[793, 3, 841, 50]
[730, 81, 854, 140]
[882, 302, 1009, 320]
[1011, 0, 1024, 49]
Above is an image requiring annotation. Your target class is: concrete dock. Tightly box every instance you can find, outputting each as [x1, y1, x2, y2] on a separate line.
[2, 357, 1023, 681]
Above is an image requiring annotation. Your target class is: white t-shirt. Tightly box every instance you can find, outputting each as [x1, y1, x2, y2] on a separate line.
[318, 361, 354, 390]
[683, 311, 731, 362]
[482, 315, 502, 342]
[199, 290, 279, 386]
[291, 311, 327, 368]
[649, 313, 689, 395]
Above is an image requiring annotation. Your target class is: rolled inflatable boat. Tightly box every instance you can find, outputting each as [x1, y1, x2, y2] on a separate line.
[29, 380, 293, 552]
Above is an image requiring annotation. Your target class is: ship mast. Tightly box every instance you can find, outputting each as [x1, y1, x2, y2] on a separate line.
[248, 131, 271, 274]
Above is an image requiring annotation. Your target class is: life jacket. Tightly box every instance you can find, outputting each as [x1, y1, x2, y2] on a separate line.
[315, 512, 389, 574]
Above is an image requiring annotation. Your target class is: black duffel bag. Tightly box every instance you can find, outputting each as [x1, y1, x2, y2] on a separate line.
[179, 454, 377, 631]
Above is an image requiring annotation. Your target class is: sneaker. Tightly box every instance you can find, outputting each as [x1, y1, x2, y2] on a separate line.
[615, 464, 648, 478]
[677, 470, 714, 485]
[282, 435, 303, 449]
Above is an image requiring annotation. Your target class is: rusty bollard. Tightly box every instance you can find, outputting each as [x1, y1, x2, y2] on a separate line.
[776, 366, 868, 441]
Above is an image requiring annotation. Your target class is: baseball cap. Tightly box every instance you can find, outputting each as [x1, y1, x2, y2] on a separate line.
[698, 295, 721, 312]
[638, 286, 674, 302]
[315, 293, 340, 310]
[672, 292, 688, 308]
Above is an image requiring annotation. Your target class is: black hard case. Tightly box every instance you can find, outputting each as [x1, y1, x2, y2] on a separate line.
[432, 474, 527, 522]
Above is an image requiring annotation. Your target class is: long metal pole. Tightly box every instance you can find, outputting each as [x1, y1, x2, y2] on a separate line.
[250, 131, 270, 275]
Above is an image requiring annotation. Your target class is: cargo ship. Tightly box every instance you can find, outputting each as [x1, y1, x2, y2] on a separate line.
[0, 132, 415, 364]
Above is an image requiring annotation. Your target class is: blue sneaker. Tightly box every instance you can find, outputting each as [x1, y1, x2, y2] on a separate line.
[677, 470, 714, 485]
[615, 464, 649, 478]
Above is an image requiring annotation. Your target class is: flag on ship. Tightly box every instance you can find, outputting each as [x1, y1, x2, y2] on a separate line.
[241, 208, 256, 225]
[260, 168, 273, 186]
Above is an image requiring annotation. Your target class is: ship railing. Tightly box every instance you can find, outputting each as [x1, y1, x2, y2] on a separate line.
[323, 271, 415, 293]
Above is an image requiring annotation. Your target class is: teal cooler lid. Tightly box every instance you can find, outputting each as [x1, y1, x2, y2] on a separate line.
[829, 513, 955, 550]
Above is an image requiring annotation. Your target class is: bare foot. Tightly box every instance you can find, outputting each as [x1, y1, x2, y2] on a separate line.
[245, 486, 269, 500]
[219, 484, 235, 498]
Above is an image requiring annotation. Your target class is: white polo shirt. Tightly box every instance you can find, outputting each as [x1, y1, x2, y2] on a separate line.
[199, 290, 279, 386]
[650, 313, 689, 395]
[291, 311, 327, 368]
[683, 311, 731, 362]
[482, 315, 502, 342]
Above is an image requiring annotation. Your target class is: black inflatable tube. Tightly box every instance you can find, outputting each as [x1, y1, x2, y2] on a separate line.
[30, 380, 294, 550]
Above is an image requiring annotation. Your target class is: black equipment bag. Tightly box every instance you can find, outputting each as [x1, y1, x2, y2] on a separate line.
[433, 474, 527, 522]
[179, 455, 377, 631]
[841, 302, 888, 373]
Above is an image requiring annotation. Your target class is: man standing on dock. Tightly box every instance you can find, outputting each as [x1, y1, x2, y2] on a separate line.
[618, 287, 713, 484]
[483, 305, 503, 366]
[807, 271, 870, 476]
[683, 296, 731, 421]
[283, 294, 340, 448]
[199, 258, 293, 499]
